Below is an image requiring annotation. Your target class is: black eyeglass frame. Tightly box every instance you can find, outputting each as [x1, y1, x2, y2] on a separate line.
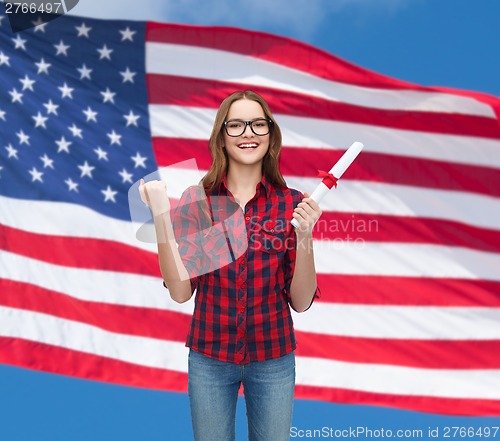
[223, 118, 273, 137]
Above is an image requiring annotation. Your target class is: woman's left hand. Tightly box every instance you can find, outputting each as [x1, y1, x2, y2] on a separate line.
[292, 192, 322, 237]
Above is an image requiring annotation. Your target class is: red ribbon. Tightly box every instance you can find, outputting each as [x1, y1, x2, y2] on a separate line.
[318, 170, 338, 189]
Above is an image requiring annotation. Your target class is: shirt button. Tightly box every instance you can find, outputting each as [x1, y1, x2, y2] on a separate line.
[245, 216, 250, 221]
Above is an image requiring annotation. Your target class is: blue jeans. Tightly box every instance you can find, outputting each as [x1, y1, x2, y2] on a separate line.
[188, 349, 295, 441]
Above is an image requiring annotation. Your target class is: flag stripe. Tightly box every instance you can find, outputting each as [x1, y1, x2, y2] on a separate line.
[147, 74, 500, 139]
[0, 337, 189, 393]
[153, 137, 500, 198]
[316, 274, 500, 307]
[2, 254, 499, 341]
[2, 281, 500, 370]
[2, 306, 500, 401]
[149, 105, 500, 169]
[144, 37, 496, 118]
[294, 385, 500, 417]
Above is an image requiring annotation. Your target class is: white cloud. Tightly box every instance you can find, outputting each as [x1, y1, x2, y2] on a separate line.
[68, 0, 166, 21]
[68, 0, 416, 38]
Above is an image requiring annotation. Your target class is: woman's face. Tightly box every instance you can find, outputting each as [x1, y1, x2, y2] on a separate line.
[223, 98, 270, 169]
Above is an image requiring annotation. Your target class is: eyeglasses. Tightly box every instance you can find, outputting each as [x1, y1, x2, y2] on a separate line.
[223, 118, 272, 137]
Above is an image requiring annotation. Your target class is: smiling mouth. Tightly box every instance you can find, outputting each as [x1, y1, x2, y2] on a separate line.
[238, 143, 258, 149]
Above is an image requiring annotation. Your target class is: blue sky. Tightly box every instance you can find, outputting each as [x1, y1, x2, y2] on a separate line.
[2, 1, 500, 440]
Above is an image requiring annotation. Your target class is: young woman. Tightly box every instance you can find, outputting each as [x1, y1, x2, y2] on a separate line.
[140, 90, 321, 441]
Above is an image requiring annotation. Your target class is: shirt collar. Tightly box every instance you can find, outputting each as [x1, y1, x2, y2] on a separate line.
[218, 173, 271, 197]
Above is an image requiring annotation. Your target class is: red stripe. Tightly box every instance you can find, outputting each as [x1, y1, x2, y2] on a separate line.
[0, 224, 160, 277]
[316, 274, 500, 306]
[295, 385, 500, 416]
[147, 74, 500, 139]
[3, 280, 499, 370]
[145, 23, 446, 92]
[4, 337, 498, 416]
[0, 337, 188, 393]
[0, 279, 189, 342]
[295, 333, 500, 369]
[314, 212, 500, 254]
[152, 137, 500, 198]
[145, 22, 500, 120]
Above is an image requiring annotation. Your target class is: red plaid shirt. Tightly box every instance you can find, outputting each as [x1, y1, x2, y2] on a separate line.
[171, 175, 320, 364]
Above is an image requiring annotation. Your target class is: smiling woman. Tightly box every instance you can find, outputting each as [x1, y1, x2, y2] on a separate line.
[140, 90, 322, 441]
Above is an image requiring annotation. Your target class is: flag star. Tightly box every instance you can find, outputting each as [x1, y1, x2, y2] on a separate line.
[0, 109, 6, 121]
[12, 34, 27, 50]
[32, 16, 48, 32]
[40, 154, 55, 169]
[17, 130, 30, 145]
[100, 88, 116, 104]
[119, 168, 133, 183]
[35, 58, 51, 75]
[120, 27, 136, 42]
[97, 44, 113, 60]
[32, 112, 48, 128]
[120, 67, 136, 83]
[124, 110, 140, 127]
[65, 178, 79, 192]
[94, 147, 108, 161]
[29, 167, 44, 182]
[5, 144, 18, 159]
[131, 152, 147, 168]
[83, 106, 98, 122]
[107, 130, 122, 146]
[58, 82, 74, 99]
[20, 75, 36, 91]
[9, 88, 23, 104]
[43, 99, 59, 115]
[78, 161, 95, 178]
[68, 123, 83, 138]
[54, 40, 70, 56]
[75, 22, 92, 38]
[0, 51, 10, 66]
[77, 63, 92, 80]
[55, 136, 72, 153]
[101, 185, 118, 202]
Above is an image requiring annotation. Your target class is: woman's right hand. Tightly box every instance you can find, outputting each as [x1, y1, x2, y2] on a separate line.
[139, 178, 170, 216]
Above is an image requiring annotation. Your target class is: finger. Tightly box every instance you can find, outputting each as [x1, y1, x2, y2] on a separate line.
[297, 201, 315, 217]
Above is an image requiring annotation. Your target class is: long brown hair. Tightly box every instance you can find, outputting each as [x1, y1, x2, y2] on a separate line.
[201, 90, 287, 192]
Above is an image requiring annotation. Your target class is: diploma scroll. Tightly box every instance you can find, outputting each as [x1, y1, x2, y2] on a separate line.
[291, 141, 364, 229]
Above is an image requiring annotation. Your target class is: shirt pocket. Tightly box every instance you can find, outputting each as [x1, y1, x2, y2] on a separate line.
[258, 219, 290, 254]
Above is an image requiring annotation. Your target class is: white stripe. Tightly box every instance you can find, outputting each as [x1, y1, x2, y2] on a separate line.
[0, 195, 156, 253]
[146, 42, 496, 118]
[292, 304, 500, 340]
[314, 241, 500, 281]
[287, 178, 500, 231]
[2, 247, 500, 339]
[0, 250, 193, 314]
[3, 172, 499, 241]
[296, 356, 500, 399]
[0, 306, 188, 373]
[149, 105, 500, 169]
[1, 306, 498, 399]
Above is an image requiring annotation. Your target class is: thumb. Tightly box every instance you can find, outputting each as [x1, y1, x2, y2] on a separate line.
[303, 192, 310, 198]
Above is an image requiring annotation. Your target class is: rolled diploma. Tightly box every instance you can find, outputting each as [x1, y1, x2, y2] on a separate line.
[291, 141, 364, 228]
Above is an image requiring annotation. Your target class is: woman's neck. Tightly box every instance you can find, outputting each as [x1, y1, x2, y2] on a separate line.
[226, 164, 263, 206]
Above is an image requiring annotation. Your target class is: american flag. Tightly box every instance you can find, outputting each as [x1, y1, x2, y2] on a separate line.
[1, 10, 500, 416]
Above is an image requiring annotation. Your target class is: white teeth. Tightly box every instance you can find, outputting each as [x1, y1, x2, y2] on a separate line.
[239, 144, 258, 148]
